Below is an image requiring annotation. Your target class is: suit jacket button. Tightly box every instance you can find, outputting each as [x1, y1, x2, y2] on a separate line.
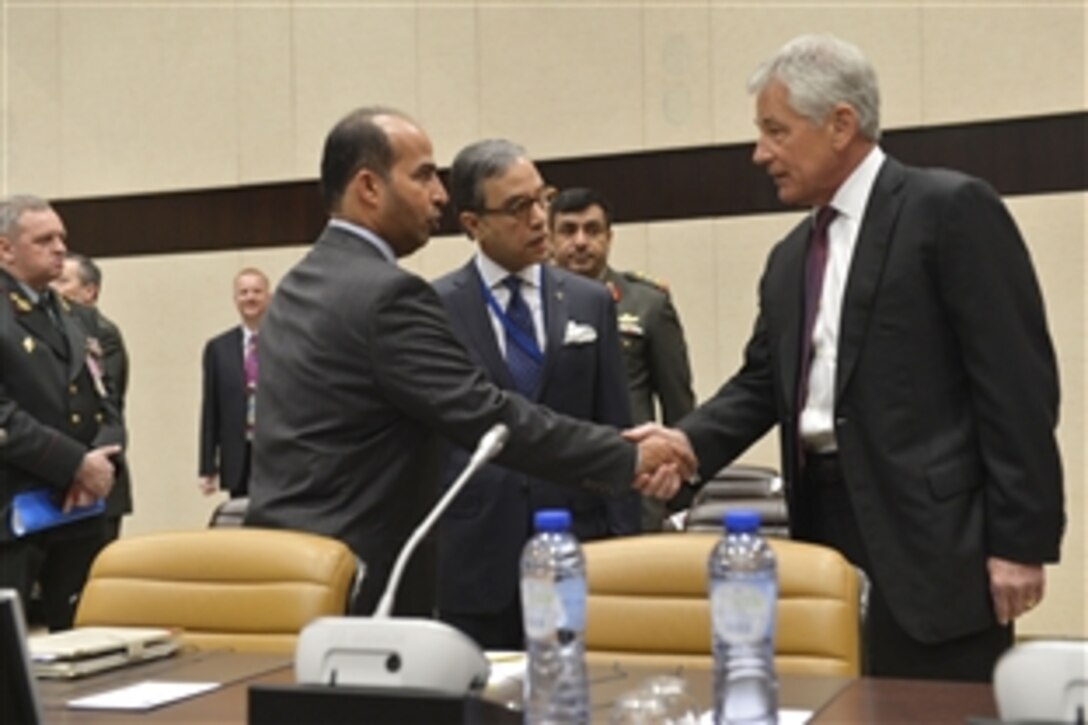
[70, 413, 81, 425]
[69, 384, 78, 395]
[95, 412, 104, 423]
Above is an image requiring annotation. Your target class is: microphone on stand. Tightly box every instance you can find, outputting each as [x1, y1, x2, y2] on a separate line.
[295, 423, 510, 695]
[374, 423, 508, 618]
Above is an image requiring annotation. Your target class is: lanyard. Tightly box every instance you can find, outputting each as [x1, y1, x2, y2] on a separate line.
[479, 274, 545, 366]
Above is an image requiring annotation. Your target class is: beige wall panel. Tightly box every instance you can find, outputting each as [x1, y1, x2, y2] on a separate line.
[404, 234, 476, 282]
[606, 222, 649, 280]
[921, 6, 1085, 124]
[58, 7, 239, 197]
[98, 247, 301, 536]
[5, 5, 61, 195]
[97, 251, 252, 535]
[643, 5, 714, 150]
[476, 5, 643, 157]
[237, 245, 306, 293]
[291, 5, 418, 177]
[236, 6, 296, 184]
[417, 6, 480, 165]
[645, 219, 717, 404]
[710, 6, 924, 143]
[1003, 192, 1087, 638]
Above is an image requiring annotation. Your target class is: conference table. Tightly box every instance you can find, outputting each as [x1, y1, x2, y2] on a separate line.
[38, 649, 999, 723]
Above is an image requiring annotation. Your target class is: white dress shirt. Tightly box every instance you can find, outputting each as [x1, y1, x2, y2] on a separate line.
[800, 146, 886, 452]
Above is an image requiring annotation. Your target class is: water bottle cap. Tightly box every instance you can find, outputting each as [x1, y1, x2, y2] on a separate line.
[723, 509, 761, 533]
[533, 509, 572, 532]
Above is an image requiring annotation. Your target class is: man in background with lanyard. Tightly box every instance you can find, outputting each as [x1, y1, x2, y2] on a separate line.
[432, 139, 637, 649]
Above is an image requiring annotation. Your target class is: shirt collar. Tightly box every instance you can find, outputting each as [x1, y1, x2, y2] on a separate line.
[473, 251, 541, 291]
[328, 218, 397, 264]
[17, 280, 44, 306]
[827, 145, 886, 223]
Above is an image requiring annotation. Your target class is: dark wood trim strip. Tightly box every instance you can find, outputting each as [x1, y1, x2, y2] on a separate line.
[53, 111, 1087, 259]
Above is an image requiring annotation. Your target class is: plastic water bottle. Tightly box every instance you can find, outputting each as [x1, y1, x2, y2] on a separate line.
[521, 509, 589, 724]
[708, 509, 778, 725]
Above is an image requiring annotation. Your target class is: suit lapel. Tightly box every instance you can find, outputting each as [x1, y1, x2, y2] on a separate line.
[8, 289, 69, 360]
[836, 157, 907, 398]
[451, 262, 515, 389]
[777, 226, 810, 416]
[226, 326, 245, 388]
[538, 267, 567, 399]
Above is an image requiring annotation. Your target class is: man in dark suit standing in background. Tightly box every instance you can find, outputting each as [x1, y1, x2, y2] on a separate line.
[630, 34, 1064, 681]
[433, 141, 638, 648]
[0, 195, 124, 630]
[550, 187, 696, 531]
[198, 267, 269, 498]
[53, 253, 132, 542]
[246, 107, 690, 618]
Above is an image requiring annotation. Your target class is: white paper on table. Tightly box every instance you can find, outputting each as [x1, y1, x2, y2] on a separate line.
[67, 680, 220, 710]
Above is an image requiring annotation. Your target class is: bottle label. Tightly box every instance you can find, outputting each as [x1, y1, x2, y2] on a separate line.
[520, 575, 586, 641]
[710, 579, 775, 645]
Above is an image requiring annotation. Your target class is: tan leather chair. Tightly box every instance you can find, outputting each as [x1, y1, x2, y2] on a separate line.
[583, 533, 860, 676]
[75, 528, 360, 653]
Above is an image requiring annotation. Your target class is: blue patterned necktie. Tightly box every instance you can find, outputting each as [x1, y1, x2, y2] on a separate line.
[502, 275, 541, 397]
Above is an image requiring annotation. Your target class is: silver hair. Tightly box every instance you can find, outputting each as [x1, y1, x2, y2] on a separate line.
[449, 139, 527, 214]
[748, 34, 881, 142]
[0, 194, 53, 238]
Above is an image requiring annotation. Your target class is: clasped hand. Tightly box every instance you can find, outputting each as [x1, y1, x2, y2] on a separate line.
[627, 423, 698, 501]
[64, 444, 121, 512]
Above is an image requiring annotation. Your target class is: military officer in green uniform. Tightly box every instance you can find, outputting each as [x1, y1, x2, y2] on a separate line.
[0, 194, 125, 630]
[550, 187, 695, 530]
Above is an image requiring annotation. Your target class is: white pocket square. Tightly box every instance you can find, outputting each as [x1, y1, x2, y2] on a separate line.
[563, 321, 598, 345]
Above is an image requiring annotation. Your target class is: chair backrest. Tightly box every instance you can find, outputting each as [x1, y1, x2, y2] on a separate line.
[208, 497, 249, 527]
[75, 528, 359, 653]
[994, 639, 1087, 723]
[583, 533, 860, 676]
[683, 465, 789, 537]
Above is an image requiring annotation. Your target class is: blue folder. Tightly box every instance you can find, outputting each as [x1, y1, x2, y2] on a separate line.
[9, 488, 105, 538]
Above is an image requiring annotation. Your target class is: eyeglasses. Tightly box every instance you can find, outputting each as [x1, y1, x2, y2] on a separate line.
[475, 186, 558, 222]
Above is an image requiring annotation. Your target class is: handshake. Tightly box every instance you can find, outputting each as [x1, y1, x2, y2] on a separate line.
[626, 423, 698, 501]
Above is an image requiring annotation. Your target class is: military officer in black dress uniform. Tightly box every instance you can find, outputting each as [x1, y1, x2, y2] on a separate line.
[0, 195, 125, 630]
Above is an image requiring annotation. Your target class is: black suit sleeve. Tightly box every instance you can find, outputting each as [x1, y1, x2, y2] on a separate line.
[678, 263, 781, 481]
[0, 382, 87, 490]
[938, 179, 1063, 563]
[198, 340, 220, 477]
[369, 275, 637, 492]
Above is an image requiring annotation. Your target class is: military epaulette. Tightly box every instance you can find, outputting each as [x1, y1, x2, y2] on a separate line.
[8, 290, 32, 313]
[623, 270, 669, 292]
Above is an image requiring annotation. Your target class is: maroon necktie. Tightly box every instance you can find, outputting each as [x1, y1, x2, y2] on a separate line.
[797, 206, 838, 412]
[244, 333, 258, 437]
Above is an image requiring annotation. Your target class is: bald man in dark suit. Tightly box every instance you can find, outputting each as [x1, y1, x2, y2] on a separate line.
[246, 108, 692, 618]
